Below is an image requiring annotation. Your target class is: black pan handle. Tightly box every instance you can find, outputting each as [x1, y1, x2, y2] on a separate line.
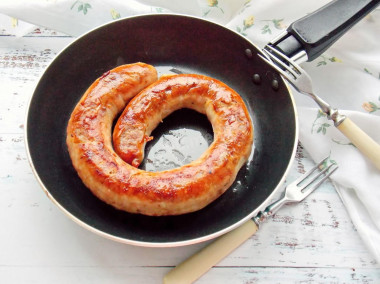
[271, 0, 380, 62]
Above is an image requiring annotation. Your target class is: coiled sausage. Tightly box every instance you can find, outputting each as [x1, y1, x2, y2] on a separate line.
[66, 63, 253, 216]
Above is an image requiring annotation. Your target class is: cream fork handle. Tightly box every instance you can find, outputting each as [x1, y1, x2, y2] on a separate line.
[337, 117, 380, 171]
[163, 220, 258, 284]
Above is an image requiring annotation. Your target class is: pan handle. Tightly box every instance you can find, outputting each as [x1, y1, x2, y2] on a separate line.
[271, 0, 380, 62]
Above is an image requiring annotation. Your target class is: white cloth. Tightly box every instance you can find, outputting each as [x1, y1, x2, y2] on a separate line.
[1, 0, 379, 262]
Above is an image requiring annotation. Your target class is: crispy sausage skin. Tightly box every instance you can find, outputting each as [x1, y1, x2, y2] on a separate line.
[67, 63, 253, 216]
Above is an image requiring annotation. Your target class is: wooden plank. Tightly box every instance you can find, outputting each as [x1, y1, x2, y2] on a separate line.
[0, 37, 72, 134]
[0, 14, 69, 37]
[0, 266, 379, 284]
[197, 267, 380, 284]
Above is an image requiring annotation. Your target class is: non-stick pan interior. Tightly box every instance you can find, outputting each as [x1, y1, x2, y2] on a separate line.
[26, 15, 297, 246]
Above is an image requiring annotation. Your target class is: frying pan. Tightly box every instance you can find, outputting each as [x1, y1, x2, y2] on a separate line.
[25, 0, 379, 247]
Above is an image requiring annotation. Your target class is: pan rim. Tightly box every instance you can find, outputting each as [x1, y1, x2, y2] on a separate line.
[24, 13, 299, 247]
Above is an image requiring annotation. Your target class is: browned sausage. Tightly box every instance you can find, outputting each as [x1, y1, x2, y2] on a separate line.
[67, 63, 253, 216]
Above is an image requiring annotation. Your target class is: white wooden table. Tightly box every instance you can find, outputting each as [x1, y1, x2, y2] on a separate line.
[1, 18, 379, 283]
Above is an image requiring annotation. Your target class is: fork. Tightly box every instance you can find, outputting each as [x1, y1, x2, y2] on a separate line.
[259, 45, 380, 171]
[163, 157, 338, 284]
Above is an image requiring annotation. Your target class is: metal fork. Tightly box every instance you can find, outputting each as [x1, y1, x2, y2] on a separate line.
[253, 156, 338, 227]
[259, 45, 345, 126]
[259, 45, 380, 171]
[163, 157, 338, 284]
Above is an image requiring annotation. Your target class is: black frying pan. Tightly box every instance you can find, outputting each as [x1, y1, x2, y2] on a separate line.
[25, 0, 379, 246]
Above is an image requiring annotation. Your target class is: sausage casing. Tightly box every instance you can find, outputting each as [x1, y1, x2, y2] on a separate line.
[67, 64, 253, 216]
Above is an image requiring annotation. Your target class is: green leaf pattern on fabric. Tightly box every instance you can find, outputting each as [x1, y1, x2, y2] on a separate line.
[71, 1, 92, 15]
[315, 56, 380, 116]
[203, 0, 224, 17]
[320, 153, 338, 168]
[332, 139, 355, 147]
[238, 0, 252, 15]
[362, 96, 380, 113]
[364, 68, 380, 80]
[236, 15, 254, 36]
[311, 110, 356, 148]
[153, 7, 165, 13]
[311, 110, 331, 135]
[261, 19, 285, 34]
[316, 55, 342, 67]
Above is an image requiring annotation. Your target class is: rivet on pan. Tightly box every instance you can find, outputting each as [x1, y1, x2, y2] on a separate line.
[245, 49, 253, 59]
[271, 79, 279, 91]
[252, 74, 261, 85]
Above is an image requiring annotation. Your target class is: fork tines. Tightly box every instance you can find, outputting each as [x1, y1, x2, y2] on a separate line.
[297, 157, 339, 197]
[259, 45, 303, 81]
